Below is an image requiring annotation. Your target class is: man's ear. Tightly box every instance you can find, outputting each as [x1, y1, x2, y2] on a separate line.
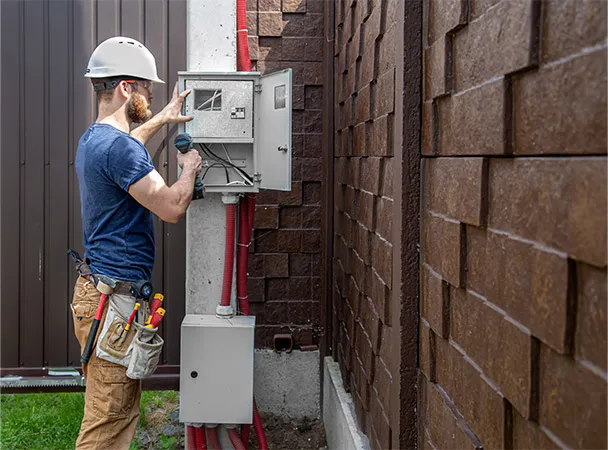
[117, 80, 132, 99]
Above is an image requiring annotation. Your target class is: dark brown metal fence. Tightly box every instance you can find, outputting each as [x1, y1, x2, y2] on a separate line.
[1, 0, 188, 375]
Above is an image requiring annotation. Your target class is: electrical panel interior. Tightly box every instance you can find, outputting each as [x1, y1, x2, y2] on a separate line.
[178, 70, 292, 193]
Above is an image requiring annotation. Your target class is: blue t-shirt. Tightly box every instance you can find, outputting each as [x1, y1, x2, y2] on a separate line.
[75, 123, 155, 282]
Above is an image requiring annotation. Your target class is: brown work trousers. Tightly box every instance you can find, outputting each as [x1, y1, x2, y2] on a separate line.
[71, 276, 141, 450]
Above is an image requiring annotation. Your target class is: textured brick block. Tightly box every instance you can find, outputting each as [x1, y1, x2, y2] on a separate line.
[355, 85, 371, 125]
[377, 24, 396, 76]
[364, 4, 381, 45]
[355, 322, 374, 379]
[247, 11, 258, 35]
[302, 229, 320, 253]
[257, 37, 282, 61]
[425, 380, 481, 450]
[373, 67, 395, 116]
[513, 408, 559, 450]
[254, 206, 279, 229]
[451, 288, 533, 418]
[354, 224, 371, 265]
[259, 0, 280, 11]
[489, 158, 607, 267]
[371, 233, 392, 286]
[360, 157, 381, 194]
[369, 391, 391, 450]
[353, 123, 366, 156]
[357, 190, 374, 230]
[435, 337, 506, 449]
[276, 229, 302, 252]
[264, 253, 289, 278]
[542, 0, 607, 63]
[282, 37, 323, 61]
[369, 114, 392, 157]
[539, 345, 607, 449]
[424, 36, 448, 100]
[359, 295, 381, 352]
[421, 101, 433, 155]
[427, 0, 467, 45]
[277, 180, 302, 206]
[302, 205, 320, 228]
[469, 0, 501, 20]
[279, 206, 301, 228]
[374, 196, 392, 240]
[303, 182, 321, 205]
[514, 49, 607, 155]
[305, 86, 323, 110]
[352, 356, 370, 410]
[282, 0, 306, 13]
[292, 85, 305, 111]
[373, 356, 392, 408]
[304, 133, 322, 157]
[359, 47, 375, 87]
[437, 77, 505, 155]
[576, 263, 607, 371]
[421, 264, 449, 338]
[419, 319, 432, 379]
[424, 157, 488, 226]
[380, 154, 394, 198]
[258, 12, 284, 36]
[454, 0, 539, 91]
[248, 36, 259, 60]
[421, 212, 462, 287]
[289, 253, 311, 276]
[467, 227, 569, 353]
[282, 13, 323, 37]
[247, 277, 265, 303]
[369, 268, 388, 324]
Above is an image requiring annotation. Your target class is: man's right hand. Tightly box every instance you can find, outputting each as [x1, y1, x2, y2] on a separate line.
[177, 149, 203, 176]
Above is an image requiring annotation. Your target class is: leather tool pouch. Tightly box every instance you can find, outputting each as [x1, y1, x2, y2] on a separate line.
[96, 298, 164, 380]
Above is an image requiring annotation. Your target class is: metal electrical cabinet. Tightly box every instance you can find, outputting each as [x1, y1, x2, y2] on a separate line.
[178, 70, 292, 193]
[179, 315, 256, 424]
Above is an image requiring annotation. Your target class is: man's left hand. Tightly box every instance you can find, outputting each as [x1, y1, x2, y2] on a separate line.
[158, 83, 193, 124]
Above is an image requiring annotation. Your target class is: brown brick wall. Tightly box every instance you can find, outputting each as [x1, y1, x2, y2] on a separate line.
[246, 0, 325, 348]
[419, 1, 607, 449]
[331, 0, 399, 448]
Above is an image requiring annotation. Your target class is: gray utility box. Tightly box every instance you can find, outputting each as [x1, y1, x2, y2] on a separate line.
[179, 314, 256, 424]
[178, 70, 292, 193]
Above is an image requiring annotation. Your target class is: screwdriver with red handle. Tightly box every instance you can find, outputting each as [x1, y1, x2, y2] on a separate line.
[146, 308, 166, 329]
[81, 275, 116, 363]
[146, 293, 164, 325]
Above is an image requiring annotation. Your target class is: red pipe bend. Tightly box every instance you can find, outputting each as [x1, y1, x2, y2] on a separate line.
[228, 428, 248, 450]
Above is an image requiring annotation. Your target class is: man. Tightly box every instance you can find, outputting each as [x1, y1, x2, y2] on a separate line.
[72, 36, 202, 449]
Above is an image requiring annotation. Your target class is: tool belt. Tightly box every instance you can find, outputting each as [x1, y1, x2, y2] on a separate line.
[96, 297, 164, 380]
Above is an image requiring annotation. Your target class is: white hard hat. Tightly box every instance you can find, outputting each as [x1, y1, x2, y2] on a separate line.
[85, 36, 164, 84]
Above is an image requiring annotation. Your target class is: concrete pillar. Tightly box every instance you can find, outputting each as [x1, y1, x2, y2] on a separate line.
[185, 0, 236, 316]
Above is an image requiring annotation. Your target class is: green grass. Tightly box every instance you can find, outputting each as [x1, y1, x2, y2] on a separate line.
[1, 391, 179, 450]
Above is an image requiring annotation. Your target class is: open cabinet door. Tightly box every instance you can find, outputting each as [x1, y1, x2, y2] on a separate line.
[255, 69, 292, 191]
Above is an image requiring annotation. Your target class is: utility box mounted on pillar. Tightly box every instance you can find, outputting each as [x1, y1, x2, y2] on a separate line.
[178, 70, 292, 193]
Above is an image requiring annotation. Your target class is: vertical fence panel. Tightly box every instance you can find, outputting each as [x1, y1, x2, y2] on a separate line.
[0, 0, 22, 368]
[21, 0, 46, 367]
[45, 0, 72, 367]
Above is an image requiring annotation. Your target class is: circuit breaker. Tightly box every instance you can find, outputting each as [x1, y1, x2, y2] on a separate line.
[178, 70, 292, 193]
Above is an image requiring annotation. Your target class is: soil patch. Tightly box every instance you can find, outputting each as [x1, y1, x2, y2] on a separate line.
[136, 404, 327, 450]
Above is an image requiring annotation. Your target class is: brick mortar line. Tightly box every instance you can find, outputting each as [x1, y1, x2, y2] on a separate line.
[543, 42, 608, 69]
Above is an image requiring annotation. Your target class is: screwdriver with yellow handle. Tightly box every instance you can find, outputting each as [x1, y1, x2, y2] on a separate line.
[146, 293, 164, 325]
[146, 307, 166, 329]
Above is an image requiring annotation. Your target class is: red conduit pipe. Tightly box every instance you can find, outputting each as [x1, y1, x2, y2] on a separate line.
[220, 203, 237, 307]
[206, 427, 222, 450]
[236, 0, 252, 72]
[253, 401, 268, 450]
[228, 428, 248, 450]
[237, 195, 251, 315]
[195, 427, 207, 450]
[187, 426, 197, 450]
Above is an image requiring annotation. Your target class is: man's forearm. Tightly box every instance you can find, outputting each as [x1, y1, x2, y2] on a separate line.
[131, 115, 164, 145]
[171, 166, 198, 215]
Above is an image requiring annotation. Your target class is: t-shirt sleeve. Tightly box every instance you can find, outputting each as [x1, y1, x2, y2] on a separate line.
[106, 135, 155, 191]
